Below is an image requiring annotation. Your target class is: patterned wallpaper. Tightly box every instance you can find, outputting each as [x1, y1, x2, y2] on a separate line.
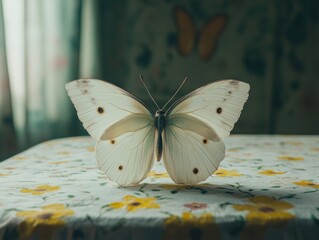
[92, 0, 319, 134]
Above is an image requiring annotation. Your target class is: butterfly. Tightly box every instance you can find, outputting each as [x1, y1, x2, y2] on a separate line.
[65, 76, 250, 186]
[174, 7, 227, 61]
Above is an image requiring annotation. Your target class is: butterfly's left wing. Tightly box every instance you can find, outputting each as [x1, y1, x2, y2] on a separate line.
[174, 7, 196, 57]
[163, 80, 249, 184]
[163, 124, 225, 185]
[96, 120, 155, 186]
[66, 79, 156, 186]
[65, 79, 152, 141]
[198, 14, 227, 61]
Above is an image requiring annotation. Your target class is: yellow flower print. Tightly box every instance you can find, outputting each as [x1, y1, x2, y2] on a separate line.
[0, 173, 10, 176]
[259, 170, 286, 176]
[213, 168, 242, 177]
[233, 196, 294, 225]
[278, 155, 304, 161]
[13, 156, 27, 160]
[57, 151, 70, 155]
[293, 180, 319, 189]
[16, 204, 74, 240]
[87, 146, 95, 152]
[282, 141, 303, 146]
[16, 204, 74, 225]
[164, 212, 219, 240]
[49, 161, 69, 164]
[108, 195, 160, 212]
[44, 140, 56, 146]
[20, 185, 60, 195]
[227, 147, 243, 152]
[148, 170, 169, 178]
[180, 212, 213, 224]
[70, 136, 86, 141]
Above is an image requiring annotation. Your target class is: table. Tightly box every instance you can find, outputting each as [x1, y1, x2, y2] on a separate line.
[1, 135, 318, 240]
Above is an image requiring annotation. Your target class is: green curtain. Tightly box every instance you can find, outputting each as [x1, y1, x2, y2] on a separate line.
[0, 0, 94, 161]
[0, 0, 16, 160]
[21, 0, 81, 143]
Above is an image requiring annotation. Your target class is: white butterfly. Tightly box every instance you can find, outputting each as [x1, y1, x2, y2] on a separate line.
[65, 77, 250, 186]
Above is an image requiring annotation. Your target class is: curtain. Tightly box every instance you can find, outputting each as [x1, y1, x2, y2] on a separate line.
[0, 0, 16, 160]
[0, 0, 98, 161]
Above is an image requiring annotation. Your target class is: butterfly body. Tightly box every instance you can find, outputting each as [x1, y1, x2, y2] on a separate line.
[154, 110, 166, 161]
[66, 78, 250, 186]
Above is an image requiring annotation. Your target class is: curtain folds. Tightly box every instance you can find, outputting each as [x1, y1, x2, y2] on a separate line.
[0, 0, 16, 160]
[23, 0, 82, 144]
[0, 0, 92, 160]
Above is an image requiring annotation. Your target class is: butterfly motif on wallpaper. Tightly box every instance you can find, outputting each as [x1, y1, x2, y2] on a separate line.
[66, 77, 249, 186]
[174, 7, 228, 61]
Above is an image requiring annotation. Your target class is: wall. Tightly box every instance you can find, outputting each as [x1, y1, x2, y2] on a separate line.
[89, 0, 319, 134]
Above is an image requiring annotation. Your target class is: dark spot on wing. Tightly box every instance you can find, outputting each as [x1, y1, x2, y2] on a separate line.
[110, 139, 116, 145]
[77, 79, 89, 88]
[97, 107, 104, 114]
[217, 107, 222, 114]
[193, 168, 199, 174]
[119, 165, 123, 170]
[228, 91, 232, 94]
[202, 139, 208, 144]
[81, 89, 88, 94]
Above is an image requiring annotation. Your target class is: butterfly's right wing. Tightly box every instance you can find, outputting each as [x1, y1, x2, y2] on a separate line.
[174, 7, 196, 57]
[163, 122, 225, 185]
[96, 117, 155, 186]
[66, 79, 156, 186]
[199, 14, 227, 61]
[163, 80, 249, 185]
[65, 79, 152, 141]
[168, 80, 250, 139]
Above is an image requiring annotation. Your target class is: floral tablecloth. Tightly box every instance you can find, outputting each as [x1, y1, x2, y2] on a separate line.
[0, 135, 319, 240]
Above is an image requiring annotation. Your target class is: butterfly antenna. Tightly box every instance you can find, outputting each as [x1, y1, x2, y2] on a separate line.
[162, 76, 188, 110]
[139, 74, 160, 110]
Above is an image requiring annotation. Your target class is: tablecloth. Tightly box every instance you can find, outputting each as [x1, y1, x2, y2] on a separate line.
[0, 135, 319, 240]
